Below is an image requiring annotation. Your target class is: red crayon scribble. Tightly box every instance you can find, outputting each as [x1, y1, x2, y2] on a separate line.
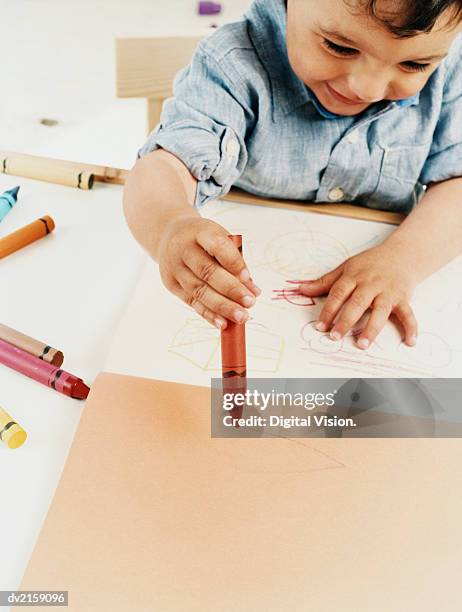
[272, 286, 315, 307]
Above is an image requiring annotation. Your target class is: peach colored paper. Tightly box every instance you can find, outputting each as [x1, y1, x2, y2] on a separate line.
[20, 373, 462, 611]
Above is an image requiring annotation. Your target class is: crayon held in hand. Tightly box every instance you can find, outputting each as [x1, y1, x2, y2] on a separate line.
[0, 322, 64, 366]
[221, 313, 247, 381]
[0, 338, 90, 400]
[0, 405, 27, 449]
[0, 186, 20, 222]
[0, 215, 55, 260]
[221, 236, 247, 419]
[221, 235, 247, 379]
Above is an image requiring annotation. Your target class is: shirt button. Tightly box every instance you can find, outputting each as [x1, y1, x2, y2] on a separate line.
[347, 130, 359, 144]
[328, 187, 344, 201]
[226, 139, 240, 158]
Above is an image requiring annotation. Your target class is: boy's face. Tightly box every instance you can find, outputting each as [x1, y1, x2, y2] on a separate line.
[287, 0, 462, 115]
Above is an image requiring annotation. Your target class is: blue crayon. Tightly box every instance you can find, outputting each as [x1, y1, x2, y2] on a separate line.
[0, 186, 20, 222]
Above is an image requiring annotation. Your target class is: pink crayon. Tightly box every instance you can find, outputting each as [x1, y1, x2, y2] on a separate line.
[0, 338, 90, 400]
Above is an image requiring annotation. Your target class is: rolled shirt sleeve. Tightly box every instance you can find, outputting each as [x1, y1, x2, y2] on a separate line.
[419, 37, 462, 186]
[138, 41, 254, 208]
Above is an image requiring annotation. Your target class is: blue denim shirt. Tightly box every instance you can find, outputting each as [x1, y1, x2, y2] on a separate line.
[139, 0, 462, 214]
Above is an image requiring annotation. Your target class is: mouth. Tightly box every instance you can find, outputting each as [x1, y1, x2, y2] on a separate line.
[325, 83, 366, 106]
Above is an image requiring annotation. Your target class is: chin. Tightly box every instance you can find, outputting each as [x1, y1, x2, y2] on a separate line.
[311, 83, 371, 115]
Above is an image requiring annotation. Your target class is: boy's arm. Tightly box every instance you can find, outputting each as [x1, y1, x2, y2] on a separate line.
[123, 34, 259, 329]
[385, 177, 462, 282]
[123, 149, 260, 330]
[123, 149, 199, 262]
[299, 177, 462, 349]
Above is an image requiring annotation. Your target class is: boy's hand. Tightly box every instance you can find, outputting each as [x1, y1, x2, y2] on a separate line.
[158, 214, 260, 330]
[299, 243, 419, 349]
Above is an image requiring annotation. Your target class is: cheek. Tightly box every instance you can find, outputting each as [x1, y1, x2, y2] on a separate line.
[389, 74, 432, 99]
[288, 45, 341, 85]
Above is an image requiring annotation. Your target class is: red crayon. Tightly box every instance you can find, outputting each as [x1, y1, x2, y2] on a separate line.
[0, 338, 90, 400]
[221, 236, 247, 417]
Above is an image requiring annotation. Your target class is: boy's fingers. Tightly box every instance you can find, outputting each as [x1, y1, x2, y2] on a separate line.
[393, 301, 418, 346]
[315, 277, 357, 332]
[196, 227, 248, 279]
[244, 277, 262, 297]
[183, 245, 257, 309]
[191, 301, 228, 330]
[170, 283, 227, 330]
[329, 287, 377, 340]
[298, 267, 343, 297]
[175, 265, 249, 324]
[356, 298, 392, 349]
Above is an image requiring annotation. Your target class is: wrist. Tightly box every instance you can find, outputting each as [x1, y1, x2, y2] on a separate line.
[379, 234, 423, 287]
[158, 207, 199, 235]
[153, 207, 200, 261]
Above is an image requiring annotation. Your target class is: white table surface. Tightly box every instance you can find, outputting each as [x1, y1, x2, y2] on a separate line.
[1, 0, 252, 593]
[0, 168, 146, 590]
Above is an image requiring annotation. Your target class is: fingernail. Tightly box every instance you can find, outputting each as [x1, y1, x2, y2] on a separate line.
[316, 321, 327, 332]
[409, 335, 417, 346]
[214, 318, 225, 330]
[242, 295, 255, 307]
[330, 330, 341, 341]
[239, 269, 250, 282]
[357, 338, 369, 350]
[234, 310, 247, 323]
[251, 282, 262, 296]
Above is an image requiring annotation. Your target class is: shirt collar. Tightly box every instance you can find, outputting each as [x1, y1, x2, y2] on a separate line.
[246, 0, 421, 120]
[396, 93, 420, 108]
[307, 88, 421, 120]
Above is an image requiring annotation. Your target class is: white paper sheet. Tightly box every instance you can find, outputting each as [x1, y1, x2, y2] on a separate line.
[105, 199, 462, 383]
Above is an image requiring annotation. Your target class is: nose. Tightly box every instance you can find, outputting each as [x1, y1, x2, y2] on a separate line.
[347, 67, 389, 103]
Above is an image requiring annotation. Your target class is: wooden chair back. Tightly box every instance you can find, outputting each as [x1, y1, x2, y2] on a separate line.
[116, 36, 203, 132]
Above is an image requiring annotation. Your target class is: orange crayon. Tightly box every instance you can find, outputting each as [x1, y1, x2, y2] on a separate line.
[0, 216, 55, 259]
[221, 235, 247, 418]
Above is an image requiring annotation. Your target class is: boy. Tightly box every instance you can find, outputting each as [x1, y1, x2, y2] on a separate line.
[124, 0, 462, 350]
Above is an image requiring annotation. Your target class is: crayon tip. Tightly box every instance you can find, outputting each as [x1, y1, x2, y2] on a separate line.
[7, 186, 20, 200]
[5, 185, 19, 202]
[72, 379, 91, 400]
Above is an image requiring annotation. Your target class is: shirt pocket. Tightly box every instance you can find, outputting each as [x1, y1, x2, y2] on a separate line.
[368, 143, 430, 211]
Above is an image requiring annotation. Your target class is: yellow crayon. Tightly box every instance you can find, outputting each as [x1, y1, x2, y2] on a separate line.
[0, 406, 27, 449]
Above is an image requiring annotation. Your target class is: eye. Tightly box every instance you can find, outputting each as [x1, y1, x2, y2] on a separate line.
[322, 38, 358, 57]
[401, 61, 431, 73]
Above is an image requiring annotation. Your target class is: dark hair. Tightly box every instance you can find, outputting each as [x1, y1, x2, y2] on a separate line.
[284, 0, 462, 37]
